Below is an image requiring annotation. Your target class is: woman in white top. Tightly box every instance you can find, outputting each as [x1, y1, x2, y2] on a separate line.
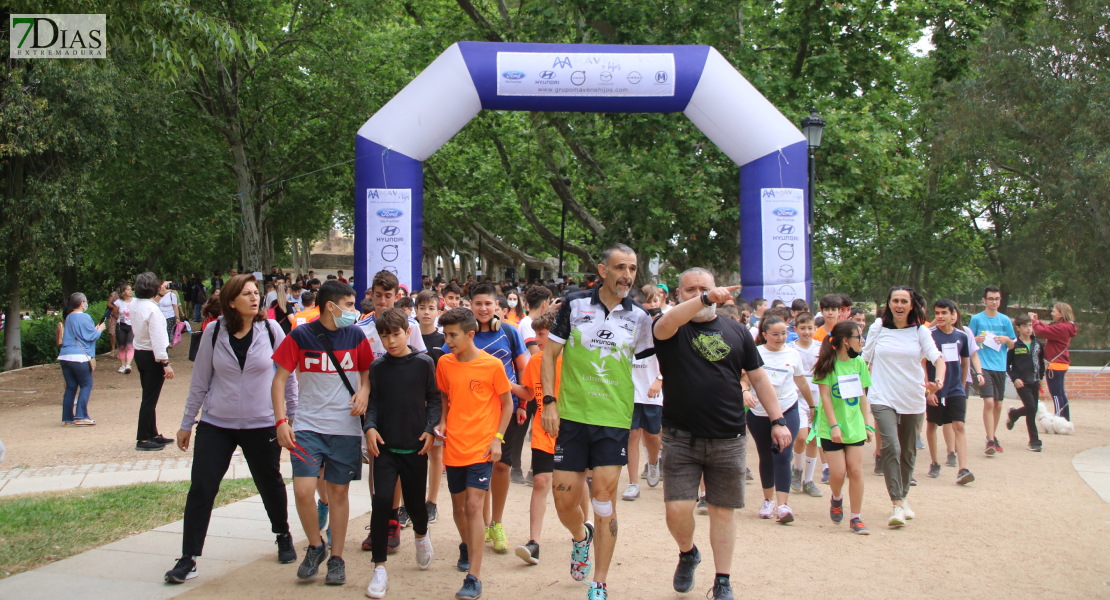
[112, 284, 136, 373]
[158, 283, 183, 346]
[132, 272, 176, 451]
[746, 316, 815, 524]
[862, 286, 945, 528]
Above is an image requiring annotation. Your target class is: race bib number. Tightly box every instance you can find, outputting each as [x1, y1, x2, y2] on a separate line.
[765, 366, 790, 387]
[942, 343, 960, 363]
[837, 374, 864, 399]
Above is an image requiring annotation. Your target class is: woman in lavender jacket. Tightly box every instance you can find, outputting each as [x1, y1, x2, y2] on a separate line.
[165, 275, 300, 584]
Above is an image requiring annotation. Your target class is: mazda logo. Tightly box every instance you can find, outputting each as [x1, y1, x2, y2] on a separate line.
[380, 226, 399, 236]
[597, 329, 614, 340]
[777, 225, 795, 234]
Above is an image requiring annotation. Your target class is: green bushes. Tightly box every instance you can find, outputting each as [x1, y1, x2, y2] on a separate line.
[0, 301, 113, 371]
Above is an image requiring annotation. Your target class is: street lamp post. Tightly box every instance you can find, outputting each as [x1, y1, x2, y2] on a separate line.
[800, 108, 825, 301]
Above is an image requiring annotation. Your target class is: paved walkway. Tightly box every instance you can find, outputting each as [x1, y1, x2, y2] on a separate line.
[0, 465, 371, 600]
[0, 456, 290, 497]
[1073, 445, 1110, 503]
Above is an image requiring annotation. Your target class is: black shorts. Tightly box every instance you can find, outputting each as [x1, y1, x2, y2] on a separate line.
[553, 419, 629, 472]
[979, 370, 1007, 402]
[446, 462, 494, 495]
[631, 404, 662, 434]
[531, 449, 554, 474]
[498, 417, 523, 467]
[926, 395, 967, 425]
[820, 438, 866, 452]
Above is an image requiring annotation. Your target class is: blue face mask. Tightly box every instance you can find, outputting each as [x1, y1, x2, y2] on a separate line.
[330, 304, 359, 328]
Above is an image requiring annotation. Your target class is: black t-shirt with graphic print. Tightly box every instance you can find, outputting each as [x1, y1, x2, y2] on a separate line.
[654, 316, 763, 438]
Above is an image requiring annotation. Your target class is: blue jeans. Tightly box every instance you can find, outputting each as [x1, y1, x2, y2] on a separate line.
[60, 360, 94, 421]
[193, 303, 203, 322]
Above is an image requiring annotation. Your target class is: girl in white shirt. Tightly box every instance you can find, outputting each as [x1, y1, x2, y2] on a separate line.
[747, 316, 816, 524]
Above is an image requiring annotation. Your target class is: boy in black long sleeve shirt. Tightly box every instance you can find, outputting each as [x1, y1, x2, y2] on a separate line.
[364, 309, 442, 597]
[1005, 314, 1045, 451]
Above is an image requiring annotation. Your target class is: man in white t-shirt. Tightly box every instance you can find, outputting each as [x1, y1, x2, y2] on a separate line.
[518, 285, 553, 355]
[157, 284, 182, 348]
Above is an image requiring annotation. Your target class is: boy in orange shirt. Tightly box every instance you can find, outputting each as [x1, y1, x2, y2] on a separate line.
[435, 308, 514, 600]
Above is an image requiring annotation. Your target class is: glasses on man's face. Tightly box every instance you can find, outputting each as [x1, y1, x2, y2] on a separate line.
[985, 297, 1002, 303]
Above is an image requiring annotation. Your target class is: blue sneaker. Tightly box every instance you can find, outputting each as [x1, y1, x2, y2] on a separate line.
[317, 500, 328, 531]
[455, 574, 482, 599]
[587, 582, 607, 600]
[570, 522, 593, 581]
[821, 467, 830, 484]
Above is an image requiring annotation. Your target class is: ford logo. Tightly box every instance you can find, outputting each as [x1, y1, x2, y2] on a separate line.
[377, 208, 404, 219]
[501, 70, 526, 80]
[773, 207, 798, 217]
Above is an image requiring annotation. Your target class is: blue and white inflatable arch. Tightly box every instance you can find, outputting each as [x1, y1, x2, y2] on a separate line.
[356, 41, 810, 304]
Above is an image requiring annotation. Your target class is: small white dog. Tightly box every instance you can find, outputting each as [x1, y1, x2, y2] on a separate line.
[1035, 402, 1074, 435]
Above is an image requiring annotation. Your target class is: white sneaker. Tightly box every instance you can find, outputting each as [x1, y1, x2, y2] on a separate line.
[759, 499, 775, 519]
[902, 500, 915, 520]
[366, 565, 388, 598]
[646, 462, 661, 488]
[414, 533, 433, 570]
[117, 366, 126, 374]
[775, 504, 795, 524]
[621, 483, 640, 501]
[888, 505, 906, 528]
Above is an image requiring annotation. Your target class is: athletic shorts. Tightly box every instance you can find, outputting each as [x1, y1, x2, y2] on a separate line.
[553, 419, 629, 472]
[531, 449, 555, 474]
[290, 430, 363, 484]
[926, 395, 967, 425]
[497, 417, 523, 466]
[446, 462, 494, 494]
[797, 401, 812, 428]
[661, 428, 746, 509]
[979, 370, 1007, 402]
[631, 404, 662, 435]
[820, 438, 866, 452]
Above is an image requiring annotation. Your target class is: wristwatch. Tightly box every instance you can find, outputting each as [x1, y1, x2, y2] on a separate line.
[700, 292, 713, 307]
[656, 375, 663, 381]
[542, 394, 558, 405]
[770, 417, 788, 428]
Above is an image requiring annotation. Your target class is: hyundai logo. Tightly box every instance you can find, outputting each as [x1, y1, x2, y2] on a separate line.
[380, 226, 399, 236]
[777, 225, 795, 234]
[501, 70, 526, 80]
[773, 207, 798, 217]
[539, 70, 556, 79]
[376, 208, 404, 219]
[597, 329, 614, 340]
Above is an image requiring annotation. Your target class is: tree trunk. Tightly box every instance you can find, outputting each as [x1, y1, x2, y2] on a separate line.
[4, 257, 22, 371]
[302, 237, 312, 273]
[291, 237, 301, 277]
[61, 265, 79, 310]
[228, 133, 265, 273]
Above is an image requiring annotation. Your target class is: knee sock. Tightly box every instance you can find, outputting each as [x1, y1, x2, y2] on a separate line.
[803, 456, 817, 483]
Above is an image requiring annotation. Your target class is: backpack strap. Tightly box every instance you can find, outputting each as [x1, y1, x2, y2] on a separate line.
[211, 317, 222, 349]
[310, 320, 356, 397]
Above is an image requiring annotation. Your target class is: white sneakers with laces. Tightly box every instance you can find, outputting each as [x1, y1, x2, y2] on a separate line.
[415, 533, 434, 570]
[902, 500, 915, 520]
[775, 504, 795, 524]
[646, 462, 661, 488]
[888, 504, 906, 527]
[759, 499, 775, 519]
[622, 483, 640, 501]
[366, 565, 388, 598]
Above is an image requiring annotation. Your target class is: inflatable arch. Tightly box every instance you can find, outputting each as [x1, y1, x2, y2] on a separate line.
[355, 42, 810, 303]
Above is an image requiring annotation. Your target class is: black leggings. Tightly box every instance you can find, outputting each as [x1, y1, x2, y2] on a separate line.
[1013, 385, 1041, 444]
[370, 450, 429, 563]
[747, 402, 800, 494]
[134, 350, 165, 441]
[182, 422, 289, 556]
[1047, 370, 1069, 421]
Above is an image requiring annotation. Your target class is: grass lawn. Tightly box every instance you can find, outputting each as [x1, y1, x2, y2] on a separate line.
[0, 478, 264, 579]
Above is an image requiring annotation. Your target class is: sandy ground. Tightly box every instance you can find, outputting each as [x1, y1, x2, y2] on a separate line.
[3, 347, 1109, 598]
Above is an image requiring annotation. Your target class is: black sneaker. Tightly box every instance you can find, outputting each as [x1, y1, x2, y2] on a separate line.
[510, 469, 526, 484]
[945, 452, 958, 467]
[457, 543, 470, 572]
[324, 556, 346, 585]
[673, 545, 701, 592]
[165, 556, 197, 583]
[526, 470, 534, 485]
[361, 525, 373, 551]
[515, 540, 540, 565]
[927, 463, 941, 478]
[297, 543, 328, 579]
[1029, 441, 1043, 452]
[873, 459, 883, 476]
[829, 496, 844, 524]
[426, 500, 439, 524]
[397, 505, 411, 529]
[1006, 407, 1018, 431]
[152, 434, 174, 445]
[956, 468, 975, 485]
[136, 440, 165, 451]
[455, 574, 482, 599]
[275, 532, 296, 564]
[709, 575, 735, 600]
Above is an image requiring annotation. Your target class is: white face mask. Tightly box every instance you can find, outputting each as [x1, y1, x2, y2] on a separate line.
[507, 300, 518, 308]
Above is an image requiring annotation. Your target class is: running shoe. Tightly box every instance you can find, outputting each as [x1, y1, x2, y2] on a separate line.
[910, 477, 917, 486]
[641, 463, 649, 479]
[945, 451, 958, 467]
[758, 499, 774, 519]
[387, 519, 401, 553]
[325, 556, 346, 585]
[455, 574, 482, 599]
[790, 468, 803, 492]
[888, 505, 905, 528]
[485, 525, 493, 543]
[994, 439, 1004, 453]
[1029, 441, 1043, 452]
[621, 483, 640, 501]
[297, 543, 328, 579]
[587, 582, 607, 600]
[361, 525, 373, 551]
[873, 459, 883, 476]
[927, 463, 941, 478]
[829, 497, 844, 524]
[1006, 407, 1018, 431]
[366, 565, 389, 599]
[526, 470, 534, 485]
[457, 543, 469, 572]
[672, 545, 701, 593]
[117, 365, 126, 374]
[165, 556, 197, 583]
[850, 517, 870, 535]
[426, 501, 438, 524]
[152, 434, 174, 445]
[570, 522, 593, 581]
[511, 468, 526, 484]
[276, 532, 296, 564]
[956, 468, 975, 485]
[397, 505, 410, 529]
[775, 504, 795, 524]
[697, 495, 709, 515]
[902, 500, 915, 520]
[709, 575, 735, 600]
[804, 480, 823, 497]
[136, 440, 165, 451]
[125, 366, 132, 374]
[317, 500, 329, 531]
[516, 540, 540, 565]
[491, 522, 509, 553]
[647, 462, 661, 488]
[821, 466, 830, 484]
[915, 435, 925, 450]
[985, 439, 997, 455]
[415, 532, 434, 570]
[745, 468, 754, 482]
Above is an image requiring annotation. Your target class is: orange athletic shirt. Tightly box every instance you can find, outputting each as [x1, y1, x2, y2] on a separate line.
[436, 352, 512, 467]
[291, 306, 320, 328]
[815, 327, 830, 342]
[520, 351, 561, 454]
